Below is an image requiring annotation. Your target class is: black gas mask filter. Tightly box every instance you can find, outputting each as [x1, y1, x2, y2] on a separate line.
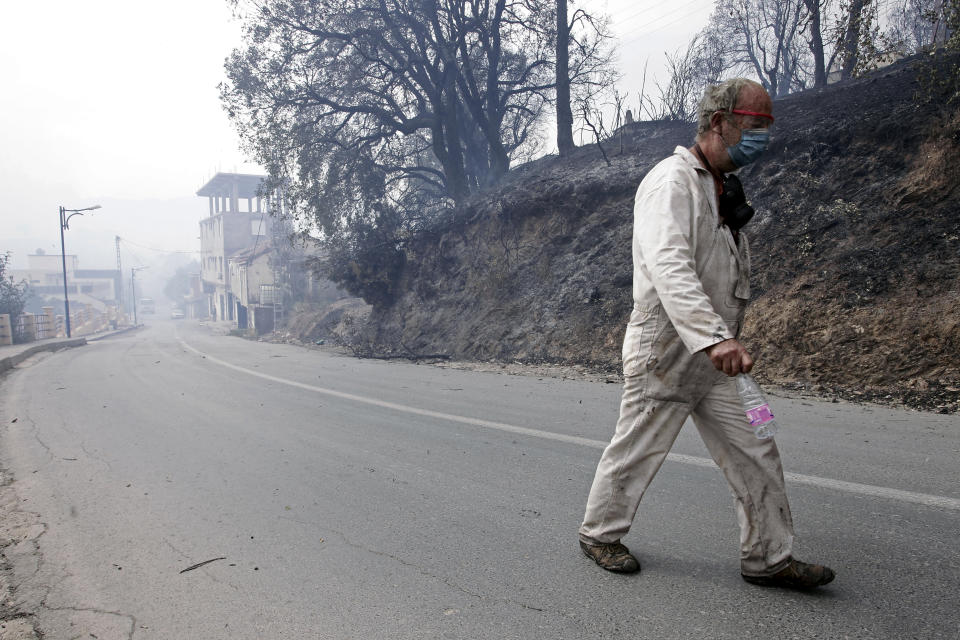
[718, 173, 754, 231]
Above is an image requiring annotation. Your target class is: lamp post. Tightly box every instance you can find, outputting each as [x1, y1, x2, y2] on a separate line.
[131, 266, 148, 326]
[59, 204, 101, 338]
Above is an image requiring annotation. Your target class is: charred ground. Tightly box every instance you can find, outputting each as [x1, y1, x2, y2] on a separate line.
[318, 53, 960, 413]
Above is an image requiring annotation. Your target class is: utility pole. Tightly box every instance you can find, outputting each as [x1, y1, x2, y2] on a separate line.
[59, 208, 70, 337]
[115, 236, 124, 322]
[131, 268, 137, 326]
[59, 204, 101, 338]
[131, 266, 148, 326]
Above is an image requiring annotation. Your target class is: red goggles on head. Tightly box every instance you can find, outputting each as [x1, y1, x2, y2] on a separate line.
[731, 108, 774, 122]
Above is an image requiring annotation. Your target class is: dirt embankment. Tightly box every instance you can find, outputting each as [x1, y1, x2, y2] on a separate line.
[323, 53, 960, 413]
[739, 55, 960, 411]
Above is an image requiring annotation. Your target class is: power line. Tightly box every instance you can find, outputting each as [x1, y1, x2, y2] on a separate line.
[609, 1, 688, 27]
[617, 0, 710, 42]
[116, 236, 199, 255]
[120, 243, 149, 269]
[616, 0, 713, 43]
[620, 1, 714, 46]
[613, 0, 708, 32]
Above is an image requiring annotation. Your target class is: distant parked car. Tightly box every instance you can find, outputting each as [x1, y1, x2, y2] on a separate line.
[170, 309, 185, 320]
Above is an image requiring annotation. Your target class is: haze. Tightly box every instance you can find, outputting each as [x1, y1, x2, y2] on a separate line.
[0, 0, 711, 273]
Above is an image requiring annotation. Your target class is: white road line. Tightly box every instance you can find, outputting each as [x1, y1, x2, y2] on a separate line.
[180, 338, 960, 512]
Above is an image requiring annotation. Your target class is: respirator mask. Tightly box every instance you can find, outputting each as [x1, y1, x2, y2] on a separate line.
[721, 114, 770, 230]
[693, 142, 756, 231]
[727, 129, 770, 168]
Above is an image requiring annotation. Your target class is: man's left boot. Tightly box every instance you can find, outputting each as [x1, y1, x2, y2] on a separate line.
[579, 539, 640, 574]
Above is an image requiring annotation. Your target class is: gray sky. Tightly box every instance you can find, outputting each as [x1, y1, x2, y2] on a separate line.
[1, 0, 713, 271]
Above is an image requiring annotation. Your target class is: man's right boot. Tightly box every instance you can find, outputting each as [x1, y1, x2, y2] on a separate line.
[741, 558, 835, 589]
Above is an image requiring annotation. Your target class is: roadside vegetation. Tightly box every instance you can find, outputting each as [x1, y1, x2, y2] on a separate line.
[0, 253, 29, 344]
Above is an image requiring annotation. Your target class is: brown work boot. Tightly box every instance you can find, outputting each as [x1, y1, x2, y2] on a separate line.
[742, 558, 836, 589]
[579, 539, 640, 574]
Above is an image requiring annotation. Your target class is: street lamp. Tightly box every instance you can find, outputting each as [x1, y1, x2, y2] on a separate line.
[59, 204, 101, 338]
[131, 266, 148, 326]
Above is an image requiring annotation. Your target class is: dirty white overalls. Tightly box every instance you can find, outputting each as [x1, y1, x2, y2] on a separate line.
[579, 146, 795, 577]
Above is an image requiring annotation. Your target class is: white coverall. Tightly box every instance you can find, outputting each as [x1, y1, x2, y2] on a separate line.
[579, 146, 795, 577]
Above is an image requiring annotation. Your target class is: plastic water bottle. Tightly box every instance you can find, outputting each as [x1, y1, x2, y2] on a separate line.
[735, 373, 778, 439]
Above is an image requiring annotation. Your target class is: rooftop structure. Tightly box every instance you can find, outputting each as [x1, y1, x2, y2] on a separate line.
[196, 172, 266, 199]
[196, 172, 274, 217]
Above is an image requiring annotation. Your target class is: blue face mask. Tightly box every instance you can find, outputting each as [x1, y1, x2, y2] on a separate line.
[727, 129, 770, 168]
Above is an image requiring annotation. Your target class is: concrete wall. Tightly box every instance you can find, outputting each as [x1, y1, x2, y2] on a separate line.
[0, 315, 11, 346]
[242, 254, 274, 306]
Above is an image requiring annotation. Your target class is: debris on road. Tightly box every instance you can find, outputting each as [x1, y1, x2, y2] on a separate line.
[179, 557, 227, 574]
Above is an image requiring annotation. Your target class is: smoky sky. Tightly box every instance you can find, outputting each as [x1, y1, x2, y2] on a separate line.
[0, 0, 710, 269]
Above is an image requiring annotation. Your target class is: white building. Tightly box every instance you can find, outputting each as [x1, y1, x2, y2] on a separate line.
[12, 252, 120, 308]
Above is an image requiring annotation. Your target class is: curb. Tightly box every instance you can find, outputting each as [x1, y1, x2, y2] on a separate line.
[0, 338, 88, 375]
[86, 325, 141, 342]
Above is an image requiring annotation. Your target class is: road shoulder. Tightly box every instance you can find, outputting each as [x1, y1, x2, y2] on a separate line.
[0, 469, 42, 640]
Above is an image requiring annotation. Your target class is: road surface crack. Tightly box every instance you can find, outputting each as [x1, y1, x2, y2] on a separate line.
[280, 516, 548, 615]
[42, 605, 137, 640]
[30, 429, 55, 463]
[79, 440, 113, 472]
[0, 466, 53, 639]
[162, 538, 189, 559]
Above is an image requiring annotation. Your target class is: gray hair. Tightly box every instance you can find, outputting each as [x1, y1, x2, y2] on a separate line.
[695, 78, 764, 138]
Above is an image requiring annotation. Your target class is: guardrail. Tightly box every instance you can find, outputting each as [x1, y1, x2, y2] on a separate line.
[1, 306, 126, 344]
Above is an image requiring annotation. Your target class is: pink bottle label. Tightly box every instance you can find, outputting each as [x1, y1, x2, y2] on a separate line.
[746, 405, 774, 426]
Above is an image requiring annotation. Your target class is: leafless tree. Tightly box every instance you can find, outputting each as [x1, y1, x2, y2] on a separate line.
[730, 0, 811, 96]
[681, 0, 837, 96]
[637, 59, 670, 121]
[556, 0, 575, 155]
[801, 0, 831, 86]
[665, 0, 951, 103]
[579, 100, 611, 165]
[652, 32, 731, 121]
[884, 0, 950, 53]
[657, 46, 702, 121]
[556, 0, 617, 156]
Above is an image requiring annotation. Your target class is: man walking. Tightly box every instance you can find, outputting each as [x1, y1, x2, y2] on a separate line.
[578, 78, 835, 589]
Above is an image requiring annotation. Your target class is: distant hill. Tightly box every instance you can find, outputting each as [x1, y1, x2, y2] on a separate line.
[357, 52, 960, 413]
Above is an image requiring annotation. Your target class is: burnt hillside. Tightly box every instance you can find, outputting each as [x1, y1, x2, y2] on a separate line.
[364, 53, 960, 412]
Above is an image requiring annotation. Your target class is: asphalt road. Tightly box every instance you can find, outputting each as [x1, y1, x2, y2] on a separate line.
[1, 319, 957, 639]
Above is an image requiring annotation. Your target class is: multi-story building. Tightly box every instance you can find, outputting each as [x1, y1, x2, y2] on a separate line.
[12, 252, 121, 308]
[196, 172, 275, 323]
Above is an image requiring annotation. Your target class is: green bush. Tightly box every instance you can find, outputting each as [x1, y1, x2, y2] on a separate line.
[0, 253, 29, 342]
